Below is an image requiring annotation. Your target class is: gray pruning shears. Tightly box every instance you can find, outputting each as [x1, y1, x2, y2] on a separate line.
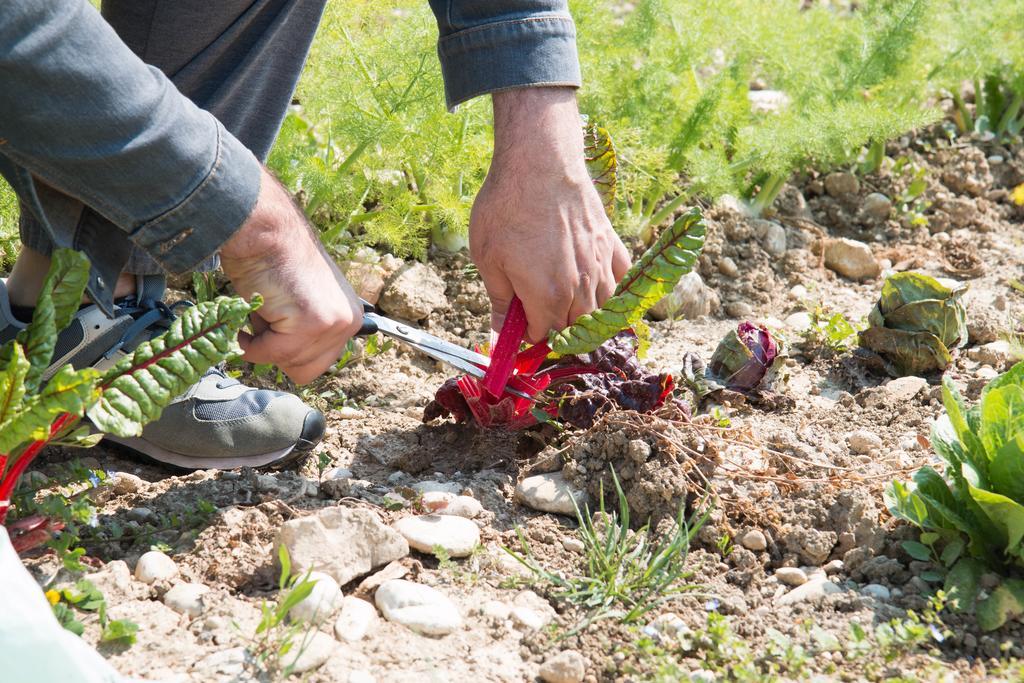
[356, 299, 533, 400]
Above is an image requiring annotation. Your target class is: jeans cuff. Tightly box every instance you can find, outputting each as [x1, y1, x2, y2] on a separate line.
[129, 122, 261, 275]
[436, 15, 582, 111]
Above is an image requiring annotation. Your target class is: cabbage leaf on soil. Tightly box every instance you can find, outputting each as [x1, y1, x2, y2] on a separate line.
[859, 271, 968, 376]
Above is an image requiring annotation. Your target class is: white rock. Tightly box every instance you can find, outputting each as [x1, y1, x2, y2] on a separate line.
[516, 473, 587, 516]
[861, 583, 891, 601]
[747, 89, 790, 114]
[334, 596, 378, 643]
[824, 238, 879, 281]
[977, 366, 999, 380]
[775, 578, 842, 606]
[847, 430, 883, 455]
[337, 406, 363, 420]
[323, 467, 353, 481]
[163, 582, 209, 617]
[883, 376, 928, 403]
[561, 537, 585, 554]
[289, 571, 343, 623]
[753, 219, 787, 257]
[411, 480, 462, 495]
[111, 472, 145, 495]
[775, 567, 808, 587]
[784, 312, 812, 333]
[284, 631, 337, 674]
[718, 257, 739, 278]
[135, 550, 178, 584]
[739, 530, 767, 552]
[648, 272, 715, 321]
[379, 262, 448, 320]
[348, 672, 376, 683]
[421, 492, 483, 519]
[511, 590, 556, 630]
[539, 649, 587, 683]
[511, 607, 549, 631]
[393, 514, 480, 558]
[375, 579, 462, 636]
[725, 301, 753, 318]
[824, 172, 860, 198]
[479, 600, 512, 620]
[823, 560, 844, 575]
[789, 284, 809, 300]
[967, 340, 1012, 369]
[860, 193, 893, 221]
[274, 506, 408, 586]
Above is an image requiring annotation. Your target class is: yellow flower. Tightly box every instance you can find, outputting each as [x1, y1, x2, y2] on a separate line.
[45, 589, 60, 606]
[1012, 183, 1024, 207]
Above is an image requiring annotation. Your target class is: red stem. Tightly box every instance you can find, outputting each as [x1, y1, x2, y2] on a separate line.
[0, 412, 78, 524]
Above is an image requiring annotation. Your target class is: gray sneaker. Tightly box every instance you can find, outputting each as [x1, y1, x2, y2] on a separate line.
[0, 275, 325, 470]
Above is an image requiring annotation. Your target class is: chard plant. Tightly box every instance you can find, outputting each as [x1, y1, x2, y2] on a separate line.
[423, 208, 705, 429]
[859, 272, 968, 377]
[1, 249, 259, 549]
[887, 365, 1024, 630]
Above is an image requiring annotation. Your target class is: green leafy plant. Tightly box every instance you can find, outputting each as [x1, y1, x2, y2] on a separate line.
[241, 545, 319, 678]
[48, 579, 139, 645]
[859, 272, 968, 376]
[951, 72, 1024, 140]
[800, 304, 861, 353]
[0, 249, 260, 546]
[887, 365, 1024, 629]
[549, 207, 706, 355]
[505, 468, 707, 632]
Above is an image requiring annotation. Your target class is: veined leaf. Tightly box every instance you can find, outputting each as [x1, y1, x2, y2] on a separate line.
[584, 122, 617, 215]
[990, 435, 1024, 502]
[979, 384, 1024, 461]
[549, 208, 706, 355]
[942, 377, 987, 474]
[0, 364, 100, 455]
[944, 557, 983, 612]
[14, 249, 91, 392]
[0, 343, 31, 426]
[977, 579, 1024, 631]
[968, 484, 1024, 551]
[87, 295, 260, 437]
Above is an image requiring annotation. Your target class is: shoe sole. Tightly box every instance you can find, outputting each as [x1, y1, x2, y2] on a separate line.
[101, 410, 327, 471]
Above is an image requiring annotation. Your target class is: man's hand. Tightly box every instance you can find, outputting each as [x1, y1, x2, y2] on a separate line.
[220, 167, 362, 384]
[470, 88, 631, 342]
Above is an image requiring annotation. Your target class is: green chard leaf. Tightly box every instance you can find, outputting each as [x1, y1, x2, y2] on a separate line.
[944, 557, 983, 612]
[0, 343, 31, 425]
[87, 295, 260, 437]
[583, 121, 617, 215]
[0, 364, 100, 455]
[977, 579, 1024, 631]
[14, 249, 91, 392]
[549, 208, 706, 355]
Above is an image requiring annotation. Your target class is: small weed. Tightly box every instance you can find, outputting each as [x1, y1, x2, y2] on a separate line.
[799, 302, 861, 354]
[716, 533, 733, 558]
[241, 545, 320, 679]
[505, 468, 707, 632]
[51, 579, 139, 646]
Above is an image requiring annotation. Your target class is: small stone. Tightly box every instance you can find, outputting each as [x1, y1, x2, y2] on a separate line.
[516, 473, 587, 516]
[111, 472, 145, 495]
[776, 567, 808, 587]
[824, 171, 860, 198]
[348, 672, 376, 683]
[378, 262, 448, 320]
[848, 430, 883, 455]
[420, 492, 483, 519]
[561, 537, 585, 554]
[725, 301, 753, 318]
[824, 238, 879, 281]
[823, 560, 844, 575]
[648, 271, 716, 321]
[284, 631, 337, 674]
[375, 579, 462, 636]
[967, 340, 1012, 369]
[784, 312, 812, 333]
[539, 650, 587, 683]
[274, 506, 409, 586]
[753, 219, 787, 257]
[860, 193, 893, 221]
[511, 590, 556, 630]
[393, 514, 480, 558]
[882, 376, 928, 403]
[163, 582, 210, 617]
[718, 257, 739, 278]
[775, 578, 842, 606]
[479, 600, 512, 620]
[337, 406, 362, 420]
[861, 583, 891, 601]
[790, 284, 808, 299]
[135, 550, 178, 584]
[127, 507, 155, 523]
[739, 530, 768, 552]
[343, 261, 387, 305]
[411, 480, 462, 495]
[323, 467, 353, 481]
[976, 366, 998, 380]
[334, 596, 378, 643]
[289, 571, 343, 623]
[747, 89, 790, 114]
[511, 607, 549, 631]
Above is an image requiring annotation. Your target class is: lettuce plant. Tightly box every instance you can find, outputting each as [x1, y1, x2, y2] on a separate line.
[424, 209, 706, 429]
[0, 249, 259, 547]
[859, 272, 968, 377]
[887, 365, 1024, 630]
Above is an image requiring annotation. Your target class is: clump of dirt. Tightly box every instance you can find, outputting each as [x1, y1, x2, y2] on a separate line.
[560, 410, 720, 527]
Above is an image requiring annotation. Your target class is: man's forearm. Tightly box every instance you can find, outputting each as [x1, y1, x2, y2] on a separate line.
[0, 0, 260, 274]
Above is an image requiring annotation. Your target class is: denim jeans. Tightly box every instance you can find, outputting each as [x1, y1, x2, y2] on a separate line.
[0, 0, 580, 313]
